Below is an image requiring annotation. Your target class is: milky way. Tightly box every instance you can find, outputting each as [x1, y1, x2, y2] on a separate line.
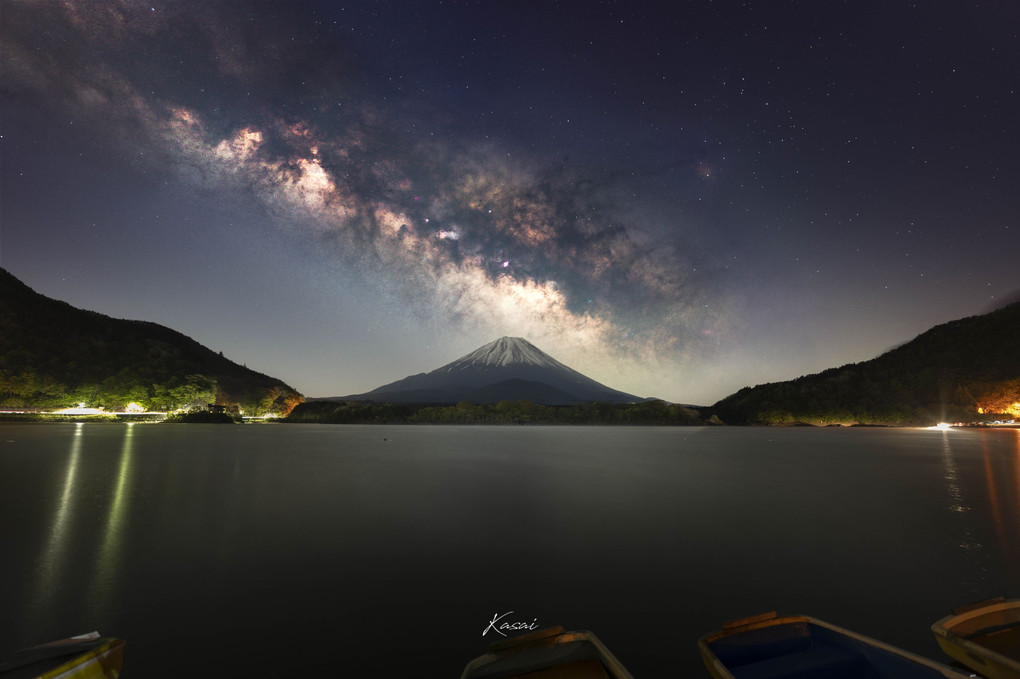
[2, 1, 1018, 402]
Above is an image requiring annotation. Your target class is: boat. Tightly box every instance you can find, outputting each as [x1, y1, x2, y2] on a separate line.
[0, 631, 124, 679]
[932, 597, 1020, 679]
[460, 626, 635, 679]
[698, 611, 972, 678]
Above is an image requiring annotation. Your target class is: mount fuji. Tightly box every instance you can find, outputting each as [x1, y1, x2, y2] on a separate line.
[342, 337, 643, 405]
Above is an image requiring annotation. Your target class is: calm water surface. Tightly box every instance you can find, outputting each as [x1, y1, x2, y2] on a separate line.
[1, 424, 1018, 676]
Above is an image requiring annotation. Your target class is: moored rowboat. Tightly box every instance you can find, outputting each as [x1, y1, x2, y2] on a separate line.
[460, 626, 634, 679]
[0, 631, 124, 679]
[698, 611, 972, 678]
[932, 597, 1020, 679]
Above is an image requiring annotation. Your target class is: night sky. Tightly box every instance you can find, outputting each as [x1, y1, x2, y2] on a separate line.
[2, 1, 1018, 404]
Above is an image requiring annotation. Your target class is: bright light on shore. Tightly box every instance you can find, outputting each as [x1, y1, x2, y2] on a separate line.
[53, 405, 105, 415]
[931, 422, 952, 431]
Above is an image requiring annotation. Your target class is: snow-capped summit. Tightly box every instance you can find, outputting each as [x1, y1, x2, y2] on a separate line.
[346, 337, 642, 405]
[445, 337, 568, 370]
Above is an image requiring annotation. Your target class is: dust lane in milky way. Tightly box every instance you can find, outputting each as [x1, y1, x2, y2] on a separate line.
[1, 1, 1017, 403]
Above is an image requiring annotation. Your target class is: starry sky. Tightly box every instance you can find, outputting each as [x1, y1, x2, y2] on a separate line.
[2, 0, 1018, 405]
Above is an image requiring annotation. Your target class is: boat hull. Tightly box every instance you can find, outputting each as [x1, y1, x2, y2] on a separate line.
[460, 626, 635, 679]
[698, 612, 971, 679]
[0, 632, 124, 679]
[932, 597, 1020, 679]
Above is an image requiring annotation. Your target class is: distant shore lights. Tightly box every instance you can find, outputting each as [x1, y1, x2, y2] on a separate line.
[53, 403, 105, 415]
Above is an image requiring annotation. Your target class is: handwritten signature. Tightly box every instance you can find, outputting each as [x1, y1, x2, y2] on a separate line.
[482, 611, 540, 637]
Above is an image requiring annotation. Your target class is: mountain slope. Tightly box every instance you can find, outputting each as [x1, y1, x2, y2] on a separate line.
[463, 378, 583, 406]
[345, 336, 642, 404]
[0, 268, 303, 414]
[711, 301, 1020, 425]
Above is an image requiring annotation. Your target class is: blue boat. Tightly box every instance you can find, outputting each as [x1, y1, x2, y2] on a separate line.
[698, 612, 972, 679]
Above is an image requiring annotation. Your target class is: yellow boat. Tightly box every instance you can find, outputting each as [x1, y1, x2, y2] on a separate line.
[932, 597, 1020, 679]
[698, 612, 972, 678]
[0, 632, 124, 679]
[460, 626, 635, 679]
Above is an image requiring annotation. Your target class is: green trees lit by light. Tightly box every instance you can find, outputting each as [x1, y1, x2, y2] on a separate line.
[286, 399, 705, 425]
[0, 370, 217, 413]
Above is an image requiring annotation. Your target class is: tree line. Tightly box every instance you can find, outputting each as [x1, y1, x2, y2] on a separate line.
[286, 399, 708, 425]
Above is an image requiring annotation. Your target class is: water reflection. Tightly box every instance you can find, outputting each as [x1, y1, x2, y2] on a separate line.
[6, 425, 1020, 677]
[1015, 430, 1020, 519]
[32, 423, 85, 626]
[979, 430, 1020, 565]
[942, 430, 969, 514]
[91, 423, 136, 609]
[941, 430, 986, 593]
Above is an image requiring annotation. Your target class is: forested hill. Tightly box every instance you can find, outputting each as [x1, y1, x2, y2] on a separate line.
[711, 301, 1020, 426]
[0, 268, 303, 415]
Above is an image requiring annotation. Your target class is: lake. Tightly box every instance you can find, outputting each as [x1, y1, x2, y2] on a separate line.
[1, 423, 1018, 676]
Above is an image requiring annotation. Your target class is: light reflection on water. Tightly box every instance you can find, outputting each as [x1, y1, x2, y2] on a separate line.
[980, 429, 1020, 568]
[3, 424, 1019, 677]
[90, 423, 136, 612]
[941, 431, 969, 515]
[31, 423, 84, 628]
[941, 429, 986, 593]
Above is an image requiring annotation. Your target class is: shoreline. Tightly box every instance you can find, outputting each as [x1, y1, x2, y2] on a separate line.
[1, 412, 1017, 429]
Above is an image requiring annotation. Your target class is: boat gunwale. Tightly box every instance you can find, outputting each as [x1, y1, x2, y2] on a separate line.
[698, 613, 973, 679]
[459, 627, 635, 679]
[41, 638, 125, 679]
[0, 636, 124, 679]
[698, 612, 810, 647]
[931, 599, 1020, 677]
